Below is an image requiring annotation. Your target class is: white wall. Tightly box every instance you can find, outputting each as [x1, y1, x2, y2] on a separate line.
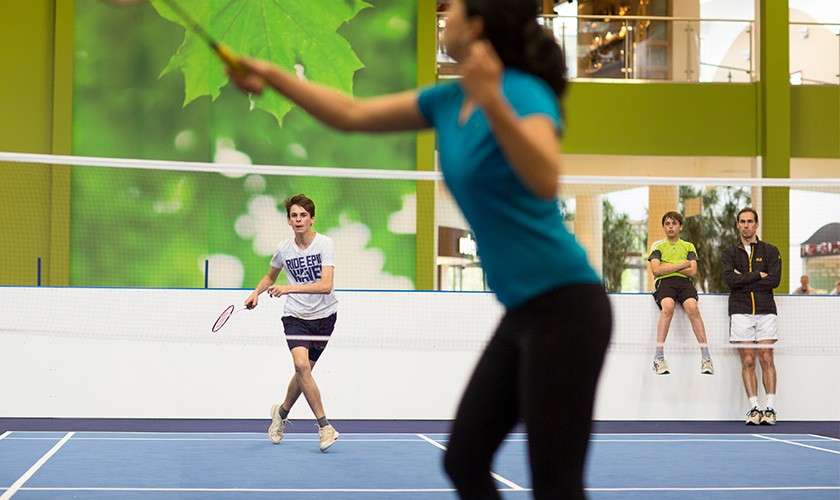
[1, 288, 837, 421]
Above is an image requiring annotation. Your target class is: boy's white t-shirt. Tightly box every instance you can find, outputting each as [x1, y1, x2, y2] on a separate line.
[270, 233, 338, 320]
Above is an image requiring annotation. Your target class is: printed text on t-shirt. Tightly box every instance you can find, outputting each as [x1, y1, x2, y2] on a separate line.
[286, 254, 322, 282]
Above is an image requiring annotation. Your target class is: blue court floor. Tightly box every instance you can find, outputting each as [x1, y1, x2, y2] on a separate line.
[1, 428, 838, 499]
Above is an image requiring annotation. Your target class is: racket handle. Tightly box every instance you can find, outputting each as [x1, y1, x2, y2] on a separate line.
[215, 43, 246, 75]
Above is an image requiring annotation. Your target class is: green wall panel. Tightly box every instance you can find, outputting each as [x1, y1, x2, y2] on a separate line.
[563, 82, 758, 156]
[791, 86, 840, 158]
[0, 0, 59, 285]
[0, 1, 53, 154]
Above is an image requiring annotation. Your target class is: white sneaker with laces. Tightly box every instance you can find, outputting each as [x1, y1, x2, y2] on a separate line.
[268, 404, 288, 444]
[318, 424, 339, 452]
[745, 407, 762, 425]
[760, 408, 777, 425]
[653, 358, 670, 375]
[701, 358, 714, 375]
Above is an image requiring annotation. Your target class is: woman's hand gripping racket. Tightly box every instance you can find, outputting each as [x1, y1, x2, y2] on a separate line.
[211, 293, 259, 333]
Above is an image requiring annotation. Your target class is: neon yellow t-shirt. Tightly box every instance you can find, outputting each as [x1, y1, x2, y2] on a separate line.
[648, 239, 697, 282]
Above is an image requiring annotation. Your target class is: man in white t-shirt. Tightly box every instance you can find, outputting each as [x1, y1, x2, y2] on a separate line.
[244, 194, 339, 452]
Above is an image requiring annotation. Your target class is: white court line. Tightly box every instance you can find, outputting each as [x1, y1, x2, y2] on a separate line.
[416, 434, 526, 491]
[15, 486, 840, 493]
[587, 486, 840, 492]
[3, 437, 428, 442]
[5, 436, 834, 444]
[0, 432, 74, 500]
[3, 432, 831, 443]
[416, 434, 449, 450]
[809, 434, 840, 442]
[592, 439, 833, 443]
[5, 431, 819, 437]
[753, 433, 840, 455]
[0, 431, 10, 440]
[590, 433, 820, 437]
[17, 487, 522, 493]
[64, 431, 427, 437]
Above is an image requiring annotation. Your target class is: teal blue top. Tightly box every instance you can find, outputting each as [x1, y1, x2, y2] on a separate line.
[417, 69, 601, 308]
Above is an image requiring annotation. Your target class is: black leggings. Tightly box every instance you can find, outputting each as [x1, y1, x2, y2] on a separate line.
[444, 284, 612, 499]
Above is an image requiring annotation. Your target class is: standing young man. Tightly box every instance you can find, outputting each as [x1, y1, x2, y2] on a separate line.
[721, 207, 782, 425]
[648, 211, 714, 375]
[245, 194, 340, 450]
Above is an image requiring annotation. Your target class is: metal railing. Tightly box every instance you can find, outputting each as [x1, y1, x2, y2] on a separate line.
[437, 14, 755, 83]
[789, 22, 840, 85]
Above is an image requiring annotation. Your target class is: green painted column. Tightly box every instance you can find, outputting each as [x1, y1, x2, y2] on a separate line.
[0, 1, 56, 285]
[415, 0, 437, 290]
[758, 0, 790, 293]
[49, 0, 75, 286]
[0, 0, 73, 286]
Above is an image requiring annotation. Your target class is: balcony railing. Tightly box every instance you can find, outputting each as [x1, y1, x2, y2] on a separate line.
[437, 14, 755, 83]
[789, 22, 840, 85]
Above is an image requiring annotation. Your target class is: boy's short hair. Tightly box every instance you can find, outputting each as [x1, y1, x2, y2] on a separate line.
[284, 194, 316, 218]
[661, 211, 683, 226]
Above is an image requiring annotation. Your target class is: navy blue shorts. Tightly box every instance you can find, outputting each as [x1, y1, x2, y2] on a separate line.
[282, 313, 337, 362]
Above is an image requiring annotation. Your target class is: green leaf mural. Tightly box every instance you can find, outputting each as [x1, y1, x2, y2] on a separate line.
[71, 0, 418, 289]
[154, 0, 370, 124]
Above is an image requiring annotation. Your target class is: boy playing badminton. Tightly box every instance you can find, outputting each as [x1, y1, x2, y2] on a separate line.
[244, 194, 339, 451]
[648, 211, 714, 375]
[721, 208, 781, 425]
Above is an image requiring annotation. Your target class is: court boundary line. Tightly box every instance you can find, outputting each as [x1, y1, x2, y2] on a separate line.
[3, 437, 433, 442]
[416, 433, 526, 491]
[0, 432, 10, 441]
[4, 431, 826, 436]
[753, 433, 840, 455]
[12, 486, 840, 493]
[0, 432, 74, 500]
[809, 434, 840, 442]
[17, 487, 481, 493]
[1, 430, 828, 434]
[3, 436, 835, 443]
[587, 486, 840, 492]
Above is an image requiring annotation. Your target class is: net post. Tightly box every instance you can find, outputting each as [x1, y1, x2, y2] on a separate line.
[204, 259, 209, 289]
[37, 257, 42, 287]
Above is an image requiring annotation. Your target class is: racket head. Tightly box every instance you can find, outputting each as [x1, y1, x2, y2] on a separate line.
[211, 305, 235, 333]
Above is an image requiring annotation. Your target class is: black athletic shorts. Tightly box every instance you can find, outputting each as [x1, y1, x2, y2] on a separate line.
[653, 276, 698, 309]
[282, 313, 337, 362]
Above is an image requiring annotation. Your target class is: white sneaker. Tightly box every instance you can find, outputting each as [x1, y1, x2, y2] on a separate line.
[318, 424, 339, 452]
[760, 408, 777, 425]
[745, 407, 762, 425]
[701, 358, 714, 375]
[268, 404, 288, 444]
[653, 358, 670, 375]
